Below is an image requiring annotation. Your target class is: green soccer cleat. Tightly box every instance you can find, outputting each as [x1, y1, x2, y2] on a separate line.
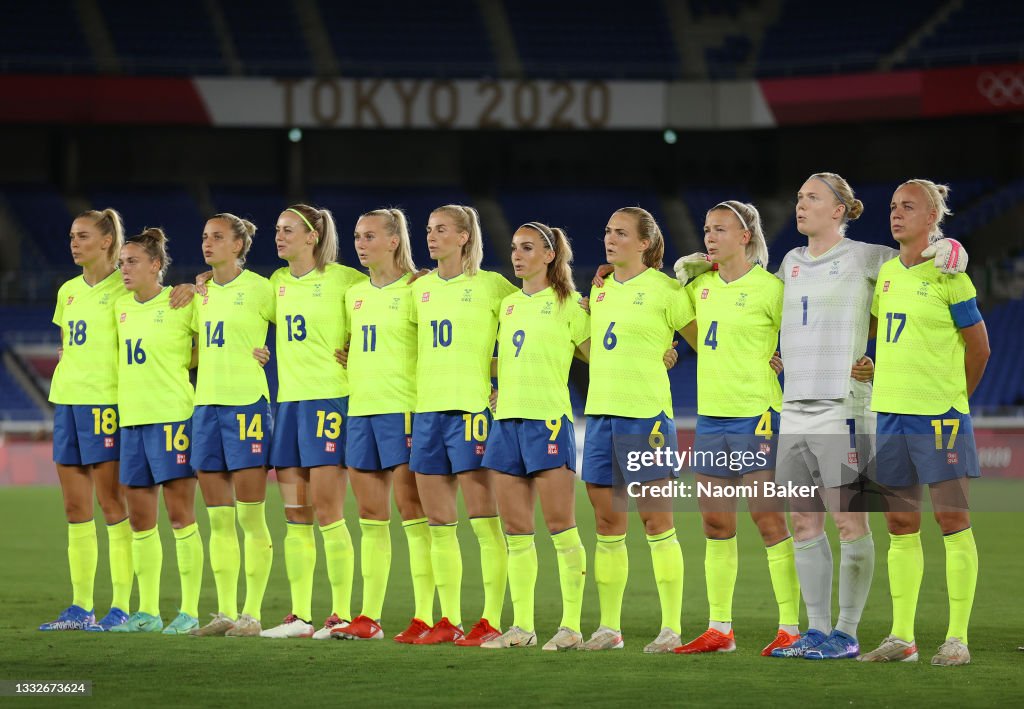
[162, 611, 200, 635]
[110, 611, 164, 633]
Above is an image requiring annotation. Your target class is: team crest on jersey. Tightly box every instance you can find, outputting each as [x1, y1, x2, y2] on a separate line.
[917, 281, 930, 297]
[325, 441, 336, 453]
[596, 292, 606, 302]
[791, 266, 800, 278]
[313, 284, 323, 298]
[354, 299, 363, 310]
[104, 437, 115, 448]
[66, 296, 75, 305]
[541, 301, 553, 314]
[633, 292, 645, 305]
[701, 288, 710, 300]
[882, 280, 891, 292]
[547, 443, 559, 455]
[390, 297, 401, 311]
[421, 292, 430, 302]
[176, 454, 187, 465]
[829, 260, 841, 276]
[505, 305, 514, 315]
[234, 292, 245, 305]
[947, 452, 959, 465]
[251, 443, 262, 454]
[119, 312, 126, 322]
[279, 286, 286, 296]
[154, 309, 165, 324]
[735, 292, 748, 307]
[99, 295, 109, 305]
[462, 288, 473, 303]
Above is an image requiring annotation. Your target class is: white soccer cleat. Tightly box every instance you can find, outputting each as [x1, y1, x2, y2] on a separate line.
[480, 625, 537, 649]
[542, 627, 584, 651]
[312, 613, 346, 640]
[581, 625, 624, 651]
[931, 637, 971, 666]
[189, 612, 235, 637]
[259, 614, 315, 639]
[856, 635, 919, 662]
[644, 627, 682, 654]
[225, 613, 262, 637]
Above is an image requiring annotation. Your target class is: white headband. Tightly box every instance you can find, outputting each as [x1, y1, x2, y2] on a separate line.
[714, 202, 749, 231]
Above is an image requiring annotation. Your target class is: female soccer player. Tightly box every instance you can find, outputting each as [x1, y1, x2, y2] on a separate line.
[476, 222, 589, 651]
[671, 201, 801, 657]
[582, 206, 691, 654]
[407, 204, 516, 646]
[41, 209, 133, 632]
[675, 172, 970, 660]
[260, 204, 367, 639]
[189, 214, 276, 638]
[859, 179, 988, 667]
[330, 208, 435, 643]
[109, 228, 203, 634]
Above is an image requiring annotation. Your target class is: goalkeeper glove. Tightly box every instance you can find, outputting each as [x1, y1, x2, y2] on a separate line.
[673, 252, 713, 284]
[921, 238, 968, 274]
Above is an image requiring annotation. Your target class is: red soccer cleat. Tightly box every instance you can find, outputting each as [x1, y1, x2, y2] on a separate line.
[411, 617, 464, 645]
[393, 618, 431, 644]
[331, 615, 383, 640]
[454, 618, 501, 647]
[761, 629, 800, 657]
[674, 628, 736, 654]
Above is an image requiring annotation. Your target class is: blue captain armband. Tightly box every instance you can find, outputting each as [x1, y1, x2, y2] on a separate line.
[950, 298, 983, 329]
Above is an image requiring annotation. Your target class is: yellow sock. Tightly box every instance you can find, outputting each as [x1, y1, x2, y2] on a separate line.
[132, 527, 162, 617]
[649, 529, 684, 634]
[944, 528, 978, 643]
[173, 523, 204, 618]
[359, 519, 391, 620]
[321, 519, 354, 620]
[470, 516, 506, 627]
[506, 533, 536, 632]
[237, 500, 273, 621]
[889, 531, 923, 642]
[595, 533, 628, 631]
[551, 527, 586, 633]
[430, 523, 462, 627]
[402, 518, 434, 624]
[285, 523, 316, 621]
[766, 536, 801, 627]
[106, 519, 133, 612]
[68, 520, 97, 611]
[207, 506, 239, 618]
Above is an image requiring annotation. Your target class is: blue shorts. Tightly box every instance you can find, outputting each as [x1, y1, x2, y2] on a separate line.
[582, 413, 677, 487]
[346, 413, 413, 471]
[120, 419, 195, 487]
[270, 398, 348, 469]
[192, 399, 272, 472]
[53, 404, 120, 466]
[693, 409, 780, 477]
[410, 410, 491, 475]
[482, 415, 577, 477]
[875, 408, 980, 487]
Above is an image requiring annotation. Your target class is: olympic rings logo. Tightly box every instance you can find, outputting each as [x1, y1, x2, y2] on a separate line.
[977, 71, 1024, 106]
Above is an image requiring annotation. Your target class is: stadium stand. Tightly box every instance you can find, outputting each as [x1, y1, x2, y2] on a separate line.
[0, 0, 93, 74]
[901, 0, 1024, 68]
[218, 0, 313, 76]
[98, 0, 226, 75]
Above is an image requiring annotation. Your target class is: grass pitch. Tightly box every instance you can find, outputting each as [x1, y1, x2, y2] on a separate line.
[2, 481, 1023, 707]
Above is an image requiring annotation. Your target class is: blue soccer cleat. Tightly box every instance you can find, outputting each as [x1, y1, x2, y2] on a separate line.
[85, 607, 129, 632]
[39, 605, 95, 631]
[770, 628, 828, 658]
[805, 629, 860, 660]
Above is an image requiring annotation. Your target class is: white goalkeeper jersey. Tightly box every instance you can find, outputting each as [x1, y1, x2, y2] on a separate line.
[777, 238, 894, 402]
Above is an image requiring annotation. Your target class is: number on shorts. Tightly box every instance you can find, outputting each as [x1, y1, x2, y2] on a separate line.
[704, 321, 719, 350]
[648, 420, 665, 448]
[512, 329, 526, 357]
[930, 418, 960, 450]
[545, 418, 562, 441]
[236, 413, 264, 441]
[67, 320, 87, 346]
[846, 418, 856, 449]
[755, 411, 773, 440]
[463, 413, 488, 442]
[91, 407, 117, 435]
[163, 424, 189, 451]
[603, 321, 617, 350]
[316, 410, 342, 439]
[125, 338, 146, 365]
[885, 312, 907, 343]
[285, 314, 307, 342]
